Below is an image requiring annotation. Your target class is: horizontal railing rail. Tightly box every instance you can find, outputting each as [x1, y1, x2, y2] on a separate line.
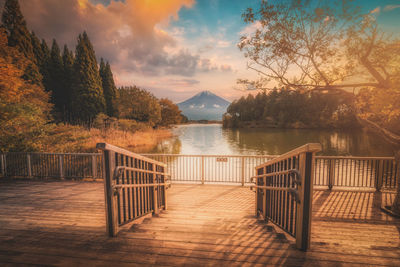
[142, 154, 276, 185]
[252, 143, 322, 251]
[97, 143, 170, 237]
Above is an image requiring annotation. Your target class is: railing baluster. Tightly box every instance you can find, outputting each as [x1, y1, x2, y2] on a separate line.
[201, 156, 205, 184]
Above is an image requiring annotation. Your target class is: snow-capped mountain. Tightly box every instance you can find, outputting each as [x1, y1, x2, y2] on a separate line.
[177, 91, 230, 121]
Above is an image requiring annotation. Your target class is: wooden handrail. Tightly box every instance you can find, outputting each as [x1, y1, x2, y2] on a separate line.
[143, 153, 277, 158]
[255, 143, 322, 169]
[316, 156, 395, 160]
[4, 152, 102, 156]
[97, 143, 166, 167]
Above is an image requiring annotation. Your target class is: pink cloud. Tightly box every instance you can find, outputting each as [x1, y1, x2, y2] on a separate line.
[370, 6, 380, 14]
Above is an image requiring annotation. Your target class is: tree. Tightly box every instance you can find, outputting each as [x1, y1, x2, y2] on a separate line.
[99, 58, 117, 117]
[239, 1, 399, 130]
[62, 45, 74, 122]
[223, 89, 358, 129]
[71, 32, 105, 126]
[48, 39, 65, 120]
[159, 98, 182, 126]
[116, 86, 161, 126]
[2, 0, 34, 60]
[2, 0, 42, 87]
[0, 27, 51, 151]
[39, 39, 51, 90]
[239, 0, 400, 214]
[30, 31, 42, 65]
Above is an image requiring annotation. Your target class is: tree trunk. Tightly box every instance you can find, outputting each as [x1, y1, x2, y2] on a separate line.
[391, 151, 400, 214]
[357, 117, 400, 146]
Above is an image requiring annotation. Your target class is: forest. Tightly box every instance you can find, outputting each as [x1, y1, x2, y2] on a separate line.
[223, 89, 359, 129]
[237, 0, 400, 142]
[0, 0, 183, 152]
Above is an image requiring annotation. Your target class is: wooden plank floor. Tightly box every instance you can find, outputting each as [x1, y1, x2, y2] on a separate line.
[0, 180, 399, 266]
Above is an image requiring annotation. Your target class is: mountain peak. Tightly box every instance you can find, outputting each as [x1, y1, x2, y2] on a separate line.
[178, 91, 230, 120]
[195, 90, 213, 97]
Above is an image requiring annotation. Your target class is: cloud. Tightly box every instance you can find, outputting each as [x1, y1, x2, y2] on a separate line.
[384, 5, 400, 11]
[164, 49, 200, 76]
[5, 0, 210, 77]
[370, 7, 380, 14]
[216, 40, 230, 48]
[147, 78, 200, 87]
[198, 58, 219, 72]
[220, 64, 232, 72]
[239, 21, 262, 36]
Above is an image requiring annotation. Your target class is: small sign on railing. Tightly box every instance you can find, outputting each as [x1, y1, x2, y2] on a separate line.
[216, 157, 228, 162]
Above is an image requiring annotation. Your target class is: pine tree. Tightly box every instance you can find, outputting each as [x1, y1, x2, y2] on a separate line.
[40, 39, 51, 91]
[99, 58, 117, 117]
[30, 31, 43, 65]
[62, 45, 74, 122]
[48, 39, 65, 120]
[1, 0, 34, 60]
[1, 0, 42, 88]
[71, 32, 105, 126]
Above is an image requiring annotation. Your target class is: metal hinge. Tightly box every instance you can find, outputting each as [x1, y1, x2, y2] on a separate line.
[288, 188, 300, 203]
[113, 166, 126, 180]
[289, 169, 301, 186]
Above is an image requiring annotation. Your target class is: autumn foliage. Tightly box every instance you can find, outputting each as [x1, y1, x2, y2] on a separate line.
[0, 28, 51, 151]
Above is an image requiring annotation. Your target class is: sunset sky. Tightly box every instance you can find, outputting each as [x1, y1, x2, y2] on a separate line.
[2, 0, 400, 102]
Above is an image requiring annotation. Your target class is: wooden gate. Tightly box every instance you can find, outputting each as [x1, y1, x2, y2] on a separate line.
[97, 143, 170, 237]
[251, 143, 321, 251]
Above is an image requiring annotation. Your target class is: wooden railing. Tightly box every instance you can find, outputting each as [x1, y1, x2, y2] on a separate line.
[0, 152, 397, 191]
[142, 154, 275, 185]
[0, 152, 103, 179]
[97, 143, 170, 237]
[251, 143, 322, 251]
[314, 156, 398, 190]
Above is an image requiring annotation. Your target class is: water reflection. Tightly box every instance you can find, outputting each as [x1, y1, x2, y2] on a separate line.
[151, 124, 394, 156]
[152, 138, 182, 154]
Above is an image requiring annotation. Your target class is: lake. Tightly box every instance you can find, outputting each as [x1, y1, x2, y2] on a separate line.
[150, 124, 395, 156]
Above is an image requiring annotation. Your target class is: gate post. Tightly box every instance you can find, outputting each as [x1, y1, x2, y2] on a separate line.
[162, 166, 167, 210]
[59, 155, 64, 179]
[328, 159, 334, 190]
[262, 168, 267, 220]
[103, 149, 118, 237]
[92, 155, 97, 178]
[3, 154, 6, 177]
[254, 167, 258, 216]
[0, 154, 3, 177]
[27, 154, 32, 178]
[296, 152, 314, 251]
[152, 164, 159, 215]
[376, 160, 384, 191]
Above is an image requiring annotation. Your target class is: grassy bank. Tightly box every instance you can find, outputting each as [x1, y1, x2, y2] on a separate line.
[41, 124, 173, 153]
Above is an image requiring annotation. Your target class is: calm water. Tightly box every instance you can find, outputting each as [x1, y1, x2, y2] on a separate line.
[151, 124, 395, 156]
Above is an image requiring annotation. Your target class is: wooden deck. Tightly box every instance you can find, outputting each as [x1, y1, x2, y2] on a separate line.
[0, 180, 399, 266]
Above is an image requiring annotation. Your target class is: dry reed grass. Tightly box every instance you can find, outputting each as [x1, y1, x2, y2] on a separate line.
[43, 124, 172, 153]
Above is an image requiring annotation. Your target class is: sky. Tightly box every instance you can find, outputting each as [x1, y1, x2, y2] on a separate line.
[2, 0, 400, 102]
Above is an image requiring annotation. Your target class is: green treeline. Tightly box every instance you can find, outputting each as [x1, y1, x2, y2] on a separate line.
[0, 0, 182, 152]
[223, 89, 360, 129]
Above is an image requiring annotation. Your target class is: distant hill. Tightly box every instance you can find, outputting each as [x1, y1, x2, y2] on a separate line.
[177, 91, 230, 121]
